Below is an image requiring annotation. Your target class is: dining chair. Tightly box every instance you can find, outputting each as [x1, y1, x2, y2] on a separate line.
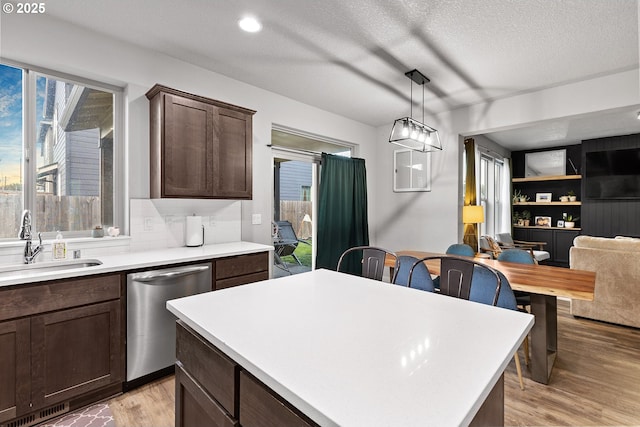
[408, 255, 527, 390]
[497, 248, 534, 366]
[337, 246, 397, 281]
[392, 255, 434, 292]
[445, 243, 476, 257]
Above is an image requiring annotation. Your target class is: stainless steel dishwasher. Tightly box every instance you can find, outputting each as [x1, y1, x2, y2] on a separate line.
[127, 262, 212, 382]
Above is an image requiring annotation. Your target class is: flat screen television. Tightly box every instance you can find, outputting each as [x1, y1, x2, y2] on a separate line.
[584, 147, 640, 199]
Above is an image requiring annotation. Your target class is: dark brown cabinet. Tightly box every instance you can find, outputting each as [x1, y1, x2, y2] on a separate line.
[215, 252, 269, 290]
[147, 85, 255, 200]
[175, 322, 317, 427]
[0, 318, 30, 423]
[0, 274, 123, 426]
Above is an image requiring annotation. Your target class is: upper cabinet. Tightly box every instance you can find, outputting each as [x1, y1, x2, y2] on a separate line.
[146, 84, 256, 199]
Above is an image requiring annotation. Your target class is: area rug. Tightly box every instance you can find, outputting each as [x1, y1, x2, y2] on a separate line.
[40, 403, 115, 427]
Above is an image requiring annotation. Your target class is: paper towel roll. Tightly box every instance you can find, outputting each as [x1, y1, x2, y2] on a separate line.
[185, 215, 204, 247]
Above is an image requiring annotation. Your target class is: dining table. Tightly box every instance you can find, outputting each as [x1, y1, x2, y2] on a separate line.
[387, 251, 596, 384]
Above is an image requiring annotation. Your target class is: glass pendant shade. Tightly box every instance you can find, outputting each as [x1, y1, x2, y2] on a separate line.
[389, 117, 442, 152]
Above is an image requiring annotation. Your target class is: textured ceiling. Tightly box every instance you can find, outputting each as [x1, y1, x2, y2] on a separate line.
[43, 0, 640, 149]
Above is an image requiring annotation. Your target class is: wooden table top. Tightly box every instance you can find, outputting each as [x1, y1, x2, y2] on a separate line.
[388, 250, 595, 301]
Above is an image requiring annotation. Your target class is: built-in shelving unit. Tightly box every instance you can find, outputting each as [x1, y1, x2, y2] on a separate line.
[511, 147, 583, 267]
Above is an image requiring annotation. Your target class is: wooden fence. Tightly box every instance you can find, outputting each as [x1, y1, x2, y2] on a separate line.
[0, 192, 101, 237]
[279, 200, 312, 239]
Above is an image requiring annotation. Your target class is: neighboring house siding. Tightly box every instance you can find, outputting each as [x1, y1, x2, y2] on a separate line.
[280, 161, 311, 200]
[67, 128, 100, 196]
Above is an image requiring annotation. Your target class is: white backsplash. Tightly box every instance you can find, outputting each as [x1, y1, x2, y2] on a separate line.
[129, 199, 242, 251]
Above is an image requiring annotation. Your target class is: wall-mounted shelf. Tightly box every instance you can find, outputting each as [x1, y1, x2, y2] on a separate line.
[513, 225, 581, 231]
[512, 174, 581, 183]
[514, 201, 581, 206]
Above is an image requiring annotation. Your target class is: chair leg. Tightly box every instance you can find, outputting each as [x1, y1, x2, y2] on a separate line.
[524, 336, 530, 366]
[514, 352, 525, 391]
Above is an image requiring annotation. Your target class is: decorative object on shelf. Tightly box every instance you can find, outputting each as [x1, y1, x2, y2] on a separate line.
[567, 190, 577, 202]
[519, 194, 530, 203]
[525, 149, 566, 177]
[389, 69, 442, 152]
[521, 210, 531, 226]
[559, 195, 569, 202]
[563, 214, 579, 228]
[513, 189, 523, 203]
[534, 216, 552, 227]
[557, 220, 565, 228]
[535, 192, 552, 202]
[512, 211, 522, 225]
[463, 205, 484, 251]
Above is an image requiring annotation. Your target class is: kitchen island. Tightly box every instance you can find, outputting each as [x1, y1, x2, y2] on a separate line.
[167, 269, 533, 426]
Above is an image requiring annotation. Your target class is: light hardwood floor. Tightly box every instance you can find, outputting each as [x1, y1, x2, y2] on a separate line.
[110, 299, 640, 426]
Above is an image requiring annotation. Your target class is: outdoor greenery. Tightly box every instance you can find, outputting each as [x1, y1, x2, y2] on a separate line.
[281, 239, 312, 267]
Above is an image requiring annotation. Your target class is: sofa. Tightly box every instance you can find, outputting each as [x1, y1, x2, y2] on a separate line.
[569, 235, 640, 328]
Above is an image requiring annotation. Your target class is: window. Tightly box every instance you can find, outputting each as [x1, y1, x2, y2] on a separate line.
[0, 62, 121, 239]
[479, 153, 504, 237]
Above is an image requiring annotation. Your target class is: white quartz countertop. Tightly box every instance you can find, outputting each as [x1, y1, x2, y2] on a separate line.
[167, 269, 534, 427]
[0, 241, 272, 287]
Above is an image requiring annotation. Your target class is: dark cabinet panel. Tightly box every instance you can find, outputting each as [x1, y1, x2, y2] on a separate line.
[0, 319, 30, 423]
[31, 300, 122, 409]
[162, 94, 215, 198]
[554, 230, 580, 265]
[239, 370, 315, 427]
[175, 364, 238, 427]
[214, 252, 269, 290]
[147, 85, 255, 200]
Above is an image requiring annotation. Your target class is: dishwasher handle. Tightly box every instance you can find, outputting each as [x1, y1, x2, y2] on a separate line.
[132, 265, 210, 282]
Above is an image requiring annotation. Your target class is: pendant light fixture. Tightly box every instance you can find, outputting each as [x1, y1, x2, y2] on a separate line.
[389, 69, 442, 152]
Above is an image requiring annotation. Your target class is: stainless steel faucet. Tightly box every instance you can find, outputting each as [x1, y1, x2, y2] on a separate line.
[19, 210, 43, 264]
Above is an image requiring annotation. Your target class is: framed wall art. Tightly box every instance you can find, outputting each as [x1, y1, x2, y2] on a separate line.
[534, 216, 552, 227]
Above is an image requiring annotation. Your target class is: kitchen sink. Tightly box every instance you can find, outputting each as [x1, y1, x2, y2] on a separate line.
[0, 258, 103, 279]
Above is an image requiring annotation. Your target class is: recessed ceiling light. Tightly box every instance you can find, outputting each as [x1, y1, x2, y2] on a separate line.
[238, 16, 262, 33]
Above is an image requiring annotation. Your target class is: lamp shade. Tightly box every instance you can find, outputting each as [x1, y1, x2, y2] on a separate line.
[463, 205, 484, 224]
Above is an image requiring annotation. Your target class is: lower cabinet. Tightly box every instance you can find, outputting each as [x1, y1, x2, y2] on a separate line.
[0, 274, 123, 426]
[0, 318, 30, 423]
[175, 322, 317, 427]
[215, 252, 269, 290]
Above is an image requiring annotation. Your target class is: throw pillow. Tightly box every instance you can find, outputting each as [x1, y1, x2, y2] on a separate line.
[483, 235, 502, 259]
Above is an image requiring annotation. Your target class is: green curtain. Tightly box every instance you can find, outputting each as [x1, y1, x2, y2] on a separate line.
[463, 138, 479, 251]
[316, 153, 369, 274]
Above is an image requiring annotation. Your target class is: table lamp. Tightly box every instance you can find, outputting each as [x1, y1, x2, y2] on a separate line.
[463, 205, 484, 252]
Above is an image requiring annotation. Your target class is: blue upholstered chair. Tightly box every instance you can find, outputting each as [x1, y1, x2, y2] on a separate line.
[468, 266, 527, 390]
[446, 243, 476, 257]
[497, 249, 534, 311]
[392, 255, 434, 292]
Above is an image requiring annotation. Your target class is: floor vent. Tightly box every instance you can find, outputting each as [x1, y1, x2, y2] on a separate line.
[1, 402, 69, 427]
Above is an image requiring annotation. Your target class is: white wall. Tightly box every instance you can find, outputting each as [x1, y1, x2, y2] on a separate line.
[374, 69, 640, 253]
[0, 13, 378, 249]
[2, 13, 638, 256]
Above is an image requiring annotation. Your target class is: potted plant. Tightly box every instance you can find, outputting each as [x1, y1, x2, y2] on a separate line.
[521, 210, 531, 226]
[519, 194, 530, 203]
[513, 189, 523, 204]
[512, 211, 522, 225]
[563, 214, 579, 228]
[567, 190, 577, 202]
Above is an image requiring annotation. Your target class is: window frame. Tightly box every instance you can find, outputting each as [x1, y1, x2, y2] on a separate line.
[2, 59, 125, 239]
